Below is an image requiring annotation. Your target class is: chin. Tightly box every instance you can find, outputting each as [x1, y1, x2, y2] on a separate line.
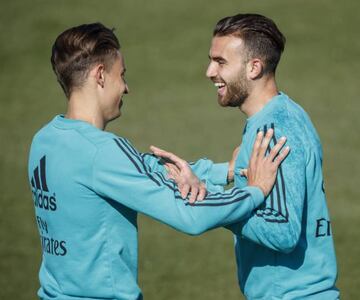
[217, 96, 230, 107]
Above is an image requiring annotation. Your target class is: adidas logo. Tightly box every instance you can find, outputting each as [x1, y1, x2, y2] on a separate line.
[31, 155, 57, 211]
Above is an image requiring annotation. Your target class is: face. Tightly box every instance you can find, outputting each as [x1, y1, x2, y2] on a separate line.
[102, 52, 129, 122]
[206, 35, 251, 107]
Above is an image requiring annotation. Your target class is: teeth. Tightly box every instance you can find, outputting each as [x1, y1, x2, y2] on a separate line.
[214, 82, 225, 88]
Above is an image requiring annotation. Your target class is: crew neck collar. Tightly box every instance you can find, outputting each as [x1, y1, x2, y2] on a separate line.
[246, 92, 286, 128]
[52, 115, 98, 130]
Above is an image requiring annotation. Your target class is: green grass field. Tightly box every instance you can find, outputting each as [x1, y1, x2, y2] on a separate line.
[1, 0, 359, 299]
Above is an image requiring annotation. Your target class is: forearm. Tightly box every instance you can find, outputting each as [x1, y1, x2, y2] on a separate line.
[112, 170, 264, 235]
[94, 138, 265, 236]
[190, 159, 229, 187]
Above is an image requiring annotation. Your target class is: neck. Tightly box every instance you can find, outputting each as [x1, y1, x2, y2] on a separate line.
[240, 76, 278, 117]
[66, 90, 106, 130]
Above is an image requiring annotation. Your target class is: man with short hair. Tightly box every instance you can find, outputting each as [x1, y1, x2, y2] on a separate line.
[212, 14, 339, 299]
[156, 13, 339, 299]
[28, 22, 288, 300]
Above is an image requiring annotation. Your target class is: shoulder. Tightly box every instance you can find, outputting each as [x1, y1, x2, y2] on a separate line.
[80, 128, 119, 148]
[261, 94, 312, 140]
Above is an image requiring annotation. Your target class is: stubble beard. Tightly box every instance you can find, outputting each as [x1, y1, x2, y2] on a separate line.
[221, 69, 250, 108]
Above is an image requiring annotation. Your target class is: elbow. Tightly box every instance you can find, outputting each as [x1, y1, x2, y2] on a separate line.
[182, 225, 207, 236]
[276, 225, 301, 254]
[278, 239, 297, 254]
[176, 220, 208, 236]
[185, 230, 202, 236]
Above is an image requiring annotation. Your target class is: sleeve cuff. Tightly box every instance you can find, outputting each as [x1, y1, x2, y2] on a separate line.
[208, 162, 229, 186]
[242, 186, 265, 208]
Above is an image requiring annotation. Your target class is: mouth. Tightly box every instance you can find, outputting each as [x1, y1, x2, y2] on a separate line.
[214, 82, 226, 97]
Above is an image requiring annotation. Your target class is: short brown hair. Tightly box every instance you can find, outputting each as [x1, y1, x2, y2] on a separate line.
[51, 22, 120, 98]
[214, 14, 286, 74]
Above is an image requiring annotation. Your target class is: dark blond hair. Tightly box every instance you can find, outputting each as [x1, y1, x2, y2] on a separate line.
[51, 23, 120, 98]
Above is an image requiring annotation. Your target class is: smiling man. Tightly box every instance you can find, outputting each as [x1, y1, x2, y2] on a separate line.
[27, 22, 289, 300]
[207, 14, 339, 299]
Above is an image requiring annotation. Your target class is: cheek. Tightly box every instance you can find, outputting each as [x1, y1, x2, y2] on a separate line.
[117, 82, 126, 94]
[219, 68, 234, 83]
[226, 63, 245, 81]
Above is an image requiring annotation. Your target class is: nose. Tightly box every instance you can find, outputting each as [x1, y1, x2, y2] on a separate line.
[206, 61, 217, 79]
[124, 83, 129, 94]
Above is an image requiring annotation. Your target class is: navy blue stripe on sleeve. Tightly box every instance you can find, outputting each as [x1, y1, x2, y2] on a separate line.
[205, 188, 247, 201]
[115, 138, 161, 186]
[264, 124, 275, 211]
[114, 138, 255, 208]
[188, 191, 251, 207]
[154, 173, 184, 200]
[271, 123, 289, 220]
[254, 123, 289, 223]
[153, 171, 176, 190]
[122, 140, 163, 186]
[114, 139, 143, 174]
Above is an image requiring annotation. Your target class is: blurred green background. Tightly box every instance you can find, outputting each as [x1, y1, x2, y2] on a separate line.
[1, 0, 359, 299]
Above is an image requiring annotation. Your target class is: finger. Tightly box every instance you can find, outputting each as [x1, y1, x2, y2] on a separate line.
[273, 146, 290, 166]
[180, 184, 190, 199]
[151, 146, 188, 170]
[189, 186, 199, 204]
[240, 168, 248, 178]
[150, 146, 179, 162]
[150, 145, 165, 153]
[267, 136, 286, 161]
[258, 129, 274, 158]
[197, 183, 207, 201]
[249, 131, 263, 165]
[151, 147, 175, 161]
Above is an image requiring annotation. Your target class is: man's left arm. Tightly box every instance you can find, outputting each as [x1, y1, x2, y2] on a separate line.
[231, 127, 306, 253]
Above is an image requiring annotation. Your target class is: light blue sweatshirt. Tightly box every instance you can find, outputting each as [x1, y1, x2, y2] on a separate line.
[28, 115, 264, 300]
[229, 92, 339, 299]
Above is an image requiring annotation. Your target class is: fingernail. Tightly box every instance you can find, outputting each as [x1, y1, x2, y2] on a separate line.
[280, 136, 286, 141]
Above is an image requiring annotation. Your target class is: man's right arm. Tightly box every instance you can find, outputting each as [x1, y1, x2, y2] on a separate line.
[92, 132, 287, 235]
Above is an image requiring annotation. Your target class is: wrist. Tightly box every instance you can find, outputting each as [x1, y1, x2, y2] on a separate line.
[209, 162, 229, 185]
[249, 184, 266, 197]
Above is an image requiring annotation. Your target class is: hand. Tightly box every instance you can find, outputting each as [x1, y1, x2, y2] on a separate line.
[247, 129, 290, 197]
[228, 146, 240, 183]
[149, 146, 207, 203]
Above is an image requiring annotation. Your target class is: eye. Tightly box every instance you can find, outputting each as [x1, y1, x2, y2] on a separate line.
[215, 59, 226, 66]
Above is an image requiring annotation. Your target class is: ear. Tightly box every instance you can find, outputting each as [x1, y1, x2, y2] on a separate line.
[91, 64, 106, 88]
[247, 58, 264, 80]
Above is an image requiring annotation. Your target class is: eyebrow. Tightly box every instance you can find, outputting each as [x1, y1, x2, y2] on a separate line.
[208, 55, 227, 63]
